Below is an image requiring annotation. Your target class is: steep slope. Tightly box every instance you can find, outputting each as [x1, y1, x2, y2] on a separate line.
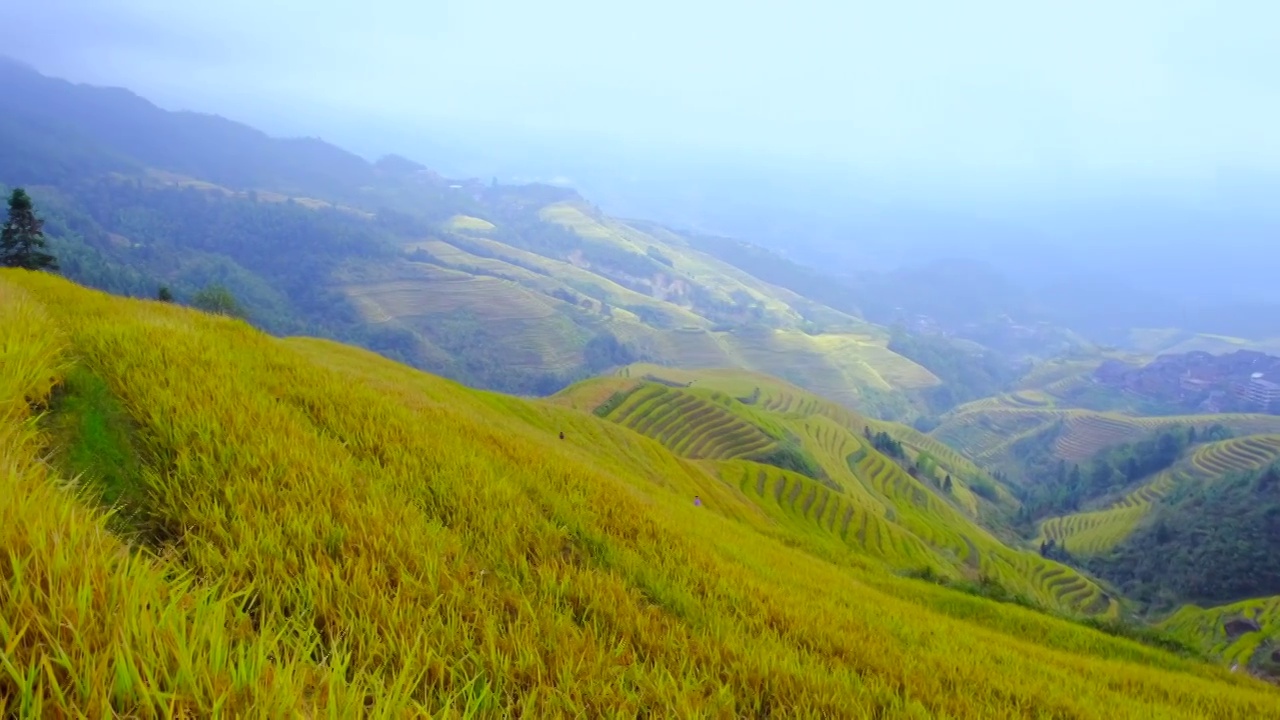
[343, 198, 939, 408]
[1162, 595, 1280, 672]
[6, 270, 1280, 716]
[932, 404, 1280, 472]
[1037, 436, 1280, 556]
[0, 60, 937, 413]
[1083, 461, 1280, 610]
[558, 365, 1114, 617]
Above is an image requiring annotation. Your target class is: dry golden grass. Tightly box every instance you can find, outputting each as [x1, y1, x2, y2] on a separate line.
[4, 270, 1280, 717]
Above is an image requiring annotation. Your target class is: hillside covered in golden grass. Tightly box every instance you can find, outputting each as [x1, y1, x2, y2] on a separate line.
[341, 199, 938, 414]
[5, 269, 1280, 717]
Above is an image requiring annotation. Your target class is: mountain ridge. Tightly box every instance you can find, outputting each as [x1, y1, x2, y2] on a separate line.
[0, 59, 942, 417]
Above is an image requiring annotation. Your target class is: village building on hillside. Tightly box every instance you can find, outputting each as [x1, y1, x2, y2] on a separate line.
[1092, 350, 1280, 415]
[1238, 373, 1280, 413]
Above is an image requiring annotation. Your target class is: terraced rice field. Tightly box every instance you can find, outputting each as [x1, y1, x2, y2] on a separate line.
[1037, 471, 1178, 556]
[1061, 415, 1280, 462]
[763, 390, 826, 416]
[414, 236, 712, 329]
[982, 552, 1115, 617]
[607, 328, 936, 417]
[852, 451, 977, 565]
[931, 408, 1069, 462]
[1007, 391, 1054, 408]
[598, 384, 780, 461]
[800, 417, 862, 465]
[720, 460, 935, 567]
[1054, 414, 1150, 461]
[1190, 435, 1280, 478]
[1038, 435, 1280, 556]
[934, 406, 1280, 468]
[1015, 359, 1106, 392]
[574, 371, 1110, 615]
[1042, 375, 1095, 400]
[1162, 595, 1280, 667]
[443, 214, 496, 232]
[614, 364, 1003, 514]
[721, 330, 938, 408]
[539, 202, 820, 330]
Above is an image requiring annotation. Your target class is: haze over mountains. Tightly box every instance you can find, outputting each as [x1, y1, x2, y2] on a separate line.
[9, 4, 1280, 714]
[8, 0, 1280, 343]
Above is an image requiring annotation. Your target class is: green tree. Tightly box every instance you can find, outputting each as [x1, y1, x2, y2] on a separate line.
[191, 284, 246, 319]
[157, 285, 174, 302]
[943, 475, 953, 493]
[0, 188, 58, 271]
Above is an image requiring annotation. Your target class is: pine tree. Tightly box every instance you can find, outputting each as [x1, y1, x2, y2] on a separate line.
[943, 476, 953, 493]
[0, 188, 58, 272]
[157, 286, 174, 302]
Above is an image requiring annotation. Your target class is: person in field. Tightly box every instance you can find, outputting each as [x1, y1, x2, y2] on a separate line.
[559, 431, 564, 440]
[694, 496, 702, 507]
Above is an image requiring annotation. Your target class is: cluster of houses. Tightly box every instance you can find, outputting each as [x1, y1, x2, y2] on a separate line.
[1093, 350, 1280, 414]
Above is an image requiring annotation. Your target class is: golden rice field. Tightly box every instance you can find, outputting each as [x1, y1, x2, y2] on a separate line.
[443, 214, 497, 233]
[569, 370, 1115, 617]
[1037, 435, 1280, 556]
[933, 406, 1280, 467]
[593, 383, 783, 461]
[605, 364, 1003, 514]
[352, 219, 935, 414]
[1037, 471, 1179, 556]
[538, 202, 830, 329]
[6, 270, 1280, 717]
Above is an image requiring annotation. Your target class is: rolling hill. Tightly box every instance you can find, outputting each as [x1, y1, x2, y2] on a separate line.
[8, 269, 1280, 716]
[558, 364, 1115, 617]
[1036, 435, 1280, 557]
[0, 58, 937, 417]
[931, 402, 1280, 474]
[1163, 595, 1280, 672]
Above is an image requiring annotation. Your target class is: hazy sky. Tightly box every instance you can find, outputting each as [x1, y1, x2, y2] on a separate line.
[5, 0, 1279, 192]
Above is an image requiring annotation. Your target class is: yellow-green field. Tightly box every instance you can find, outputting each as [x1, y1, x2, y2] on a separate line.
[933, 405, 1280, 467]
[7, 270, 1280, 716]
[334, 201, 938, 411]
[566, 368, 1114, 616]
[1162, 595, 1280, 669]
[443, 214, 497, 233]
[606, 363, 1010, 516]
[1037, 435, 1280, 556]
[1126, 329, 1280, 356]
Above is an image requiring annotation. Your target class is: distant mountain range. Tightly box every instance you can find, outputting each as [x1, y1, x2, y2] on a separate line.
[0, 58, 947, 417]
[3, 57, 1277, 420]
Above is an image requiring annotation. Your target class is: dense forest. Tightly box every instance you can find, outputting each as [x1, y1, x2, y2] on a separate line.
[1086, 463, 1280, 610]
[26, 179, 389, 335]
[1011, 424, 1232, 522]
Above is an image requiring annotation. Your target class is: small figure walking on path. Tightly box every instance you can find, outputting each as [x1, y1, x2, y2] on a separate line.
[694, 496, 702, 507]
[559, 431, 564, 440]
